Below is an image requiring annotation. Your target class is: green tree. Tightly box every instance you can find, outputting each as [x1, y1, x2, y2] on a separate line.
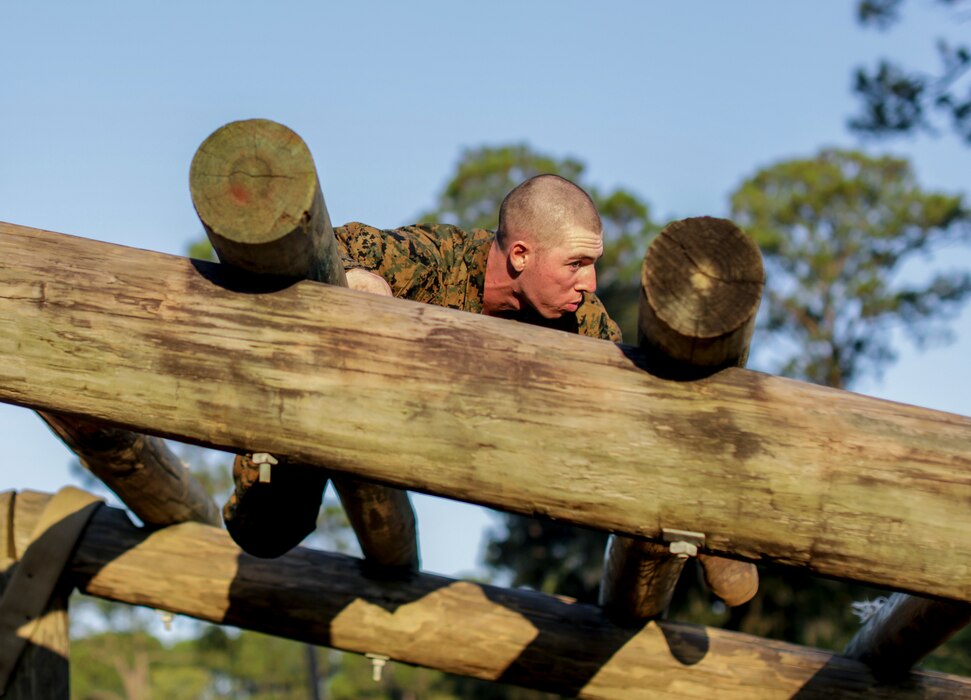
[731, 148, 970, 388]
[721, 147, 971, 670]
[850, 0, 971, 142]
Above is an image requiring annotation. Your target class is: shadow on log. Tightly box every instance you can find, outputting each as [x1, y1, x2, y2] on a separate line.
[0, 490, 959, 699]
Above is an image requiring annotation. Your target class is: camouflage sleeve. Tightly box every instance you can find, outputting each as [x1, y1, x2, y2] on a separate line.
[333, 222, 444, 302]
[576, 292, 623, 343]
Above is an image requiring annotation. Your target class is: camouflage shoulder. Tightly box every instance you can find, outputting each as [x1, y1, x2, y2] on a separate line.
[334, 222, 383, 271]
[577, 293, 623, 343]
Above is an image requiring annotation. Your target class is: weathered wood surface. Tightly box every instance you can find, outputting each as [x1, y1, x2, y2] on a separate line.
[0, 491, 71, 700]
[7, 492, 963, 700]
[844, 592, 971, 680]
[189, 118, 344, 283]
[600, 538, 687, 619]
[637, 216, 763, 376]
[601, 217, 763, 618]
[1, 222, 970, 601]
[189, 118, 419, 570]
[38, 411, 220, 527]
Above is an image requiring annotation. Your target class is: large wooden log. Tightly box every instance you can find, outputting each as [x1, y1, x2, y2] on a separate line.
[601, 218, 762, 619]
[1, 221, 970, 601]
[189, 119, 418, 571]
[8, 492, 966, 699]
[843, 593, 971, 680]
[37, 412, 220, 527]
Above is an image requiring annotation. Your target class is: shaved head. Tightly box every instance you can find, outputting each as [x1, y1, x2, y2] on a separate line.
[496, 174, 602, 251]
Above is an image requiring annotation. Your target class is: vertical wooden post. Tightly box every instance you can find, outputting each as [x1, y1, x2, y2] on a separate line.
[599, 217, 763, 619]
[0, 491, 74, 700]
[190, 118, 419, 570]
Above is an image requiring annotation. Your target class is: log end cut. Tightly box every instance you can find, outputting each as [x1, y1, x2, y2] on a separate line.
[639, 217, 764, 376]
[189, 118, 327, 278]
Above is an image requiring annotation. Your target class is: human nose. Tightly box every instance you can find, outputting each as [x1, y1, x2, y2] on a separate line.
[576, 265, 597, 293]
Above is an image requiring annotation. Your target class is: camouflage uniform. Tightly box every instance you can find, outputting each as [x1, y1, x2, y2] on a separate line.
[224, 222, 622, 558]
[334, 222, 622, 342]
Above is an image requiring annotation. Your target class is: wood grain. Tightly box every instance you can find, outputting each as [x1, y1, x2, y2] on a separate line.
[601, 217, 764, 618]
[844, 592, 971, 679]
[6, 492, 962, 699]
[600, 538, 687, 619]
[189, 118, 418, 570]
[38, 412, 220, 527]
[1, 221, 969, 600]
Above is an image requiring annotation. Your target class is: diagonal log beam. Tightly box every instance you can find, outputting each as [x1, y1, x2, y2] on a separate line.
[0, 221, 970, 601]
[844, 592, 971, 680]
[600, 217, 762, 619]
[36, 412, 220, 527]
[189, 118, 418, 570]
[7, 490, 968, 699]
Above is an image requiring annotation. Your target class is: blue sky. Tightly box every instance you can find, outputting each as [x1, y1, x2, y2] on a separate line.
[1, 2, 969, 578]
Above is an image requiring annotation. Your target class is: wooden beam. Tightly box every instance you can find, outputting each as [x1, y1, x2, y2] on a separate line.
[189, 118, 418, 571]
[37, 412, 220, 527]
[8, 492, 964, 699]
[600, 218, 762, 619]
[1, 221, 970, 601]
[844, 592, 971, 680]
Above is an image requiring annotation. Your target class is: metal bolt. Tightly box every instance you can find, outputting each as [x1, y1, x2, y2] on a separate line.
[366, 653, 389, 682]
[668, 541, 698, 558]
[252, 452, 278, 483]
[158, 611, 174, 631]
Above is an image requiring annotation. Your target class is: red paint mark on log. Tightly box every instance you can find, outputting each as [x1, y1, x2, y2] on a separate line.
[229, 183, 250, 205]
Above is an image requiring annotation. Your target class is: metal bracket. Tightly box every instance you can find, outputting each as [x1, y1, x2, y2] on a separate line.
[252, 452, 279, 483]
[661, 528, 706, 559]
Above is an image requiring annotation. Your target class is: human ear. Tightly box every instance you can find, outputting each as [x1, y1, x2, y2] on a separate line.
[509, 241, 530, 272]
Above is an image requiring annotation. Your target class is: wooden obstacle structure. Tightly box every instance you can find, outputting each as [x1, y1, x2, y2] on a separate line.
[0, 119, 969, 698]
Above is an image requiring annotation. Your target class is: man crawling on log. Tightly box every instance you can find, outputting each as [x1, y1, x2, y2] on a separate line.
[224, 173, 622, 557]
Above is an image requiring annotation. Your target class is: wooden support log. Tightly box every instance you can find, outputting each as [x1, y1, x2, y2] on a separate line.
[843, 592, 971, 680]
[1, 221, 971, 601]
[189, 118, 418, 570]
[37, 412, 220, 527]
[0, 491, 72, 700]
[6, 492, 964, 699]
[600, 538, 688, 619]
[600, 218, 762, 619]
[636, 217, 763, 376]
